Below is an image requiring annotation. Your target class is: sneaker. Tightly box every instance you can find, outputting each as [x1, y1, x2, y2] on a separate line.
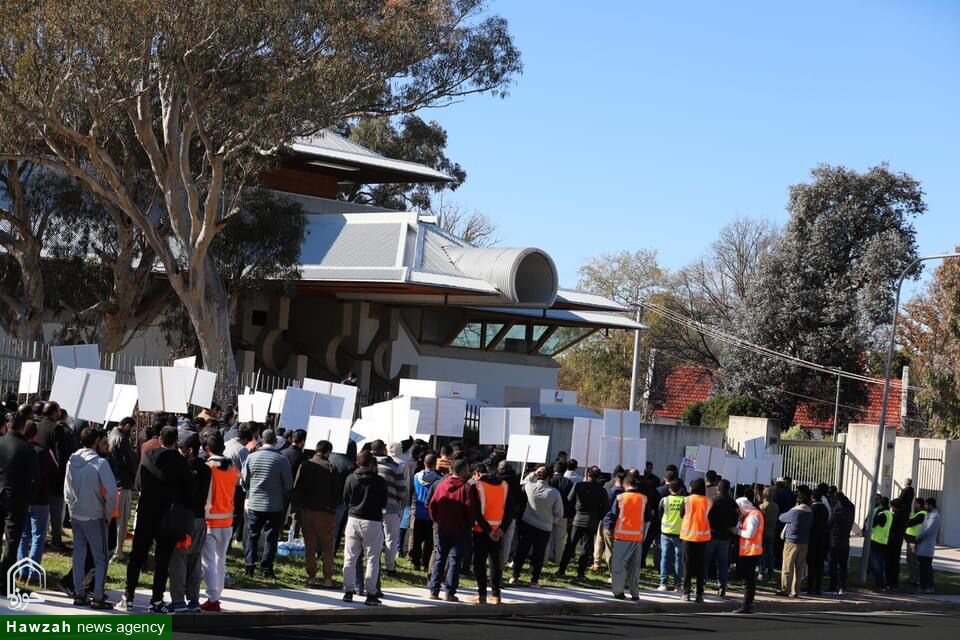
[200, 600, 221, 612]
[342, 592, 354, 603]
[444, 594, 459, 603]
[656, 584, 669, 592]
[837, 589, 845, 596]
[186, 601, 201, 613]
[244, 566, 255, 578]
[148, 601, 170, 614]
[262, 568, 276, 580]
[508, 577, 518, 585]
[613, 593, 626, 600]
[631, 595, 640, 602]
[90, 597, 114, 610]
[168, 602, 188, 614]
[718, 587, 726, 598]
[364, 595, 382, 607]
[118, 595, 132, 612]
[73, 596, 88, 607]
[732, 606, 753, 614]
[429, 592, 441, 601]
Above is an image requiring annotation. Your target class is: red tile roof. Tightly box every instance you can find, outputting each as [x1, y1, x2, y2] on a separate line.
[651, 365, 715, 419]
[793, 381, 903, 430]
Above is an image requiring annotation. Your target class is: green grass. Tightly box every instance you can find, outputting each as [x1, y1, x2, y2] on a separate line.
[32, 530, 960, 598]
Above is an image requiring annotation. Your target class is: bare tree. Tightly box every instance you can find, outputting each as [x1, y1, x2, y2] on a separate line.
[436, 203, 498, 246]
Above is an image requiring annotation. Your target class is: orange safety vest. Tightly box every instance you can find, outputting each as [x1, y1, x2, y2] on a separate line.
[680, 495, 712, 542]
[739, 508, 764, 556]
[205, 461, 240, 529]
[473, 480, 508, 533]
[613, 491, 647, 542]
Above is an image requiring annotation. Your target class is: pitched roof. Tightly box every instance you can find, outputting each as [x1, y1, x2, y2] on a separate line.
[792, 382, 903, 430]
[651, 365, 715, 419]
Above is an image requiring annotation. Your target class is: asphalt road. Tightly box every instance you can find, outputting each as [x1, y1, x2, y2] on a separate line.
[172, 612, 960, 640]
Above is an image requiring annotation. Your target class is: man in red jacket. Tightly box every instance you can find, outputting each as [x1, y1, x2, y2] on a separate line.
[427, 458, 473, 602]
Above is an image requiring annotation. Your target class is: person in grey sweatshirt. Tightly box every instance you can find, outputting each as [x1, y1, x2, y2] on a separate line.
[915, 497, 941, 593]
[509, 465, 563, 587]
[64, 427, 117, 609]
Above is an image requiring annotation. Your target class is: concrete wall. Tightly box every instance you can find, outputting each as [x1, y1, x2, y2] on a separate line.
[844, 423, 897, 535]
[941, 441, 960, 547]
[893, 438, 920, 497]
[726, 416, 781, 456]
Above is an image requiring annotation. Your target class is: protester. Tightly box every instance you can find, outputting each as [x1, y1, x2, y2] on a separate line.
[593, 469, 626, 573]
[807, 485, 830, 595]
[705, 479, 737, 597]
[510, 465, 563, 588]
[886, 497, 909, 590]
[329, 439, 358, 550]
[497, 459, 522, 567]
[828, 491, 855, 595]
[732, 493, 764, 614]
[283, 429, 308, 541]
[437, 445, 454, 475]
[915, 497, 940, 594]
[372, 439, 408, 578]
[427, 458, 474, 601]
[758, 486, 780, 581]
[200, 431, 238, 612]
[656, 479, 684, 591]
[679, 477, 711, 603]
[547, 461, 574, 564]
[294, 440, 341, 589]
[470, 462, 513, 605]
[107, 417, 138, 561]
[168, 431, 211, 613]
[904, 497, 927, 587]
[241, 429, 293, 579]
[342, 451, 388, 606]
[557, 465, 608, 580]
[64, 427, 117, 609]
[608, 471, 647, 601]
[0, 410, 37, 595]
[868, 496, 891, 590]
[410, 453, 440, 571]
[564, 458, 582, 483]
[17, 420, 54, 587]
[122, 426, 194, 613]
[777, 486, 813, 598]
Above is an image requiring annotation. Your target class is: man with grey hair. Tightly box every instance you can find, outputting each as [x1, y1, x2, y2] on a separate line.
[241, 429, 292, 579]
[372, 440, 409, 579]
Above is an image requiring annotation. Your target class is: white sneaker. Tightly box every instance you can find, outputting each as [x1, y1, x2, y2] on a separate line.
[656, 584, 668, 592]
[117, 596, 130, 612]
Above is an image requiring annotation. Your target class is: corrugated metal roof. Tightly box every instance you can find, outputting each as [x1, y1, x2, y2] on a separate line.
[469, 307, 645, 330]
[300, 218, 403, 268]
[555, 289, 627, 312]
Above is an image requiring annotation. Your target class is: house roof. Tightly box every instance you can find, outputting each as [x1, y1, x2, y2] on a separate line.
[651, 365, 716, 420]
[792, 382, 903, 430]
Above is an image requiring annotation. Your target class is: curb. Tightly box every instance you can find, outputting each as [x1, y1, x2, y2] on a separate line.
[169, 594, 960, 630]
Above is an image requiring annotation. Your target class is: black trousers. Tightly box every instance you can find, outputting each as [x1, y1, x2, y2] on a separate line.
[409, 519, 434, 570]
[829, 544, 849, 592]
[806, 543, 826, 594]
[472, 531, 503, 598]
[512, 520, 551, 583]
[558, 523, 597, 577]
[0, 500, 27, 595]
[885, 539, 903, 588]
[682, 540, 707, 596]
[641, 518, 660, 568]
[125, 517, 177, 603]
[738, 555, 758, 609]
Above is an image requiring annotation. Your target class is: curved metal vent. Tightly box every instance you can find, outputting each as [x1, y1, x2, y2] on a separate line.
[445, 246, 558, 306]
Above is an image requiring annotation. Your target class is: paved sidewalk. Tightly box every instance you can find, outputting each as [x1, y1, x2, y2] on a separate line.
[15, 581, 959, 629]
[849, 537, 960, 574]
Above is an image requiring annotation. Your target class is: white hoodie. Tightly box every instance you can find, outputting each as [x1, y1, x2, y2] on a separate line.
[64, 448, 117, 522]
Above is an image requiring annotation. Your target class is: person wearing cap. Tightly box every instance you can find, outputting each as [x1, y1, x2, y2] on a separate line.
[240, 428, 292, 579]
[731, 493, 764, 614]
[168, 431, 211, 613]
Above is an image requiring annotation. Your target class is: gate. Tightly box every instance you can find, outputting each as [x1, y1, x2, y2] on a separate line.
[778, 440, 846, 490]
[916, 447, 945, 506]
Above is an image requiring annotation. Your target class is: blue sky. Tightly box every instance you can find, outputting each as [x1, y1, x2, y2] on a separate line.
[433, 1, 960, 291]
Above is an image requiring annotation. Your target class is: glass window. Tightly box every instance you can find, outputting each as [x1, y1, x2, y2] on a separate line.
[450, 322, 483, 349]
[483, 322, 505, 348]
[492, 324, 529, 352]
[538, 326, 593, 355]
[531, 325, 549, 343]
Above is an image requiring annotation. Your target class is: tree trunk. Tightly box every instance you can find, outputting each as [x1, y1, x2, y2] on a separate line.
[181, 257, 238, 405]
[15, 244, 45, 343]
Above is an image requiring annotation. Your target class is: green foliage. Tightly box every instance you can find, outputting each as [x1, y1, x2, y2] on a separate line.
[699, 394, 766, 428]
[557, 330, 632, 413]
[782, 425, 812, 440]
[681, 401, 705, 426]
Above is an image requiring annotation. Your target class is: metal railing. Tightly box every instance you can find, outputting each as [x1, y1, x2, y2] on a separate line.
[778, 440, 846, 489]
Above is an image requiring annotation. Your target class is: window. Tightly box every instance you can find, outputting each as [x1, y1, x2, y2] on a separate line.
[483, 323, 505, 348]
[538, 326, 592, 355]
[450, 322, 483, 349]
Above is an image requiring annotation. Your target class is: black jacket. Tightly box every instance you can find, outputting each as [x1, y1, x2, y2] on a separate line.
[809, 501, 831, 549]
[568, 480, 610, 528]
[137, 446, 194, 525]
[708, 494, 739, 540]
[108, 427, 139, 490]
[829, 496, 855, 548]
[343, 468, 388, 521]
[0, 432, 36, 509]
[29, 444, 56, 506]
[549, 475, 575, 519]
[283, 446, 308, 480]
[294, 454, 341, 513]
[186, 456, 212, 519]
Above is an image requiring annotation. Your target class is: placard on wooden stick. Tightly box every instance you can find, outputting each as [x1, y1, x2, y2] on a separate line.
[302, 378, 358, 421]
[105, 384, 138, 424]
[51, 344, 100, 371]
[279, 387, 346, 430]
[505, 434, 550, 471]
[18, 361, 40, 395]
[269, 389, 286, 415]
[134, 366, 189, 413]
[479, 407, 531, 445]
[358, 399, 420, 444]
[50, 366, 116, 422]
[306, 416, 352, 454]
[238, 391, 272, 423]
[602, 409, 642, 440]
[598, 436, 647, 473]
[570, 417, 603, 468]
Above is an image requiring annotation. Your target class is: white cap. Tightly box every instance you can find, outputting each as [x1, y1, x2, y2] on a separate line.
[736, 497, 753, 511]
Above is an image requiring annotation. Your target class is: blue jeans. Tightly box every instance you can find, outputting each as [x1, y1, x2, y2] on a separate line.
[659, 534, 681, 586]
[869, 543, 886, 588]
[705, 538, 730, 588]
[244, 510, 283, 570]
[17, 505, 49, 582]
[428, 532, 468, 596]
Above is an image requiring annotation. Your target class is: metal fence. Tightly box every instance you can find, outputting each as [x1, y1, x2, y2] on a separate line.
[778, 440, 846, 489]
[916, 447, 945, 506]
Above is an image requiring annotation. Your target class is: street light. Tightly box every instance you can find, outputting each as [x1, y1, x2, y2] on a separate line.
[859, 251, 960, 584]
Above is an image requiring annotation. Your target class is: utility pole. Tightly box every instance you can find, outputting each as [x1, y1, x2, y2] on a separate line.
[629, 307, 641, 412]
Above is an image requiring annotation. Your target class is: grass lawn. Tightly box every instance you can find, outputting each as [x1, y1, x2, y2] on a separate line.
[34, 530, 960, 599]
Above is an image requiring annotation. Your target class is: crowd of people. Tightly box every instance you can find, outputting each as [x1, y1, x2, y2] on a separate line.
[0, 399, 945, 615]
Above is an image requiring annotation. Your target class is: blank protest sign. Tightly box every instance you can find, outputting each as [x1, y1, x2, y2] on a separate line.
[76, 368, 116, 423]
[399, 378, 477, 400]
[599, 436, 647, 473]
[18, 361, 41, 395]
[134, 366, 189, 413]
[49, 367, 87, 416]
[359, 399, 420, 443]
[51, 344, 100, 371]
[721, 456, 741, 485]
[269, 389, 286, 414]
[602, 409, 641, 440]
[105, 384, 138, 423]
[570, 417, 603, 468]
[278, 388, 345, 430]
[306, 416, 352, 454]
[408, 396, 466, 439]
[173, 355, 197, 368]
[479, 407, 531, 445]
[302, 378, 358, 421]
[506, 434, 550, 466]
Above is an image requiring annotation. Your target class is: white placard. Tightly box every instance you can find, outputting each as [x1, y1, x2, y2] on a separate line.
[75, 368, 116, 423]
[238, 391, 272, 423]
[306, 416, 352, 455]
[399, 378, 477, 400]
[408, 396, 467, 439]
[505, 434, 550, 466]
[766, 454, 784, 481]
[695, 445, 725, 473]
[599, 436, 647, 473]
[753, 457, 775, 485]
[18, 361, 41, 395]
[302, 378, 358, 421]
[49, 367, 87, 416]
[269, 389, 287, 414]
[134, 366, 189, 413]
[570, 417, 603, 468]
[173, 355, 197, 368]
[743, 437, 767, 460]
[359, 399, 421, 443]
[238, 394, 255, 423]
[278, 388, 345, 430]
[721, 456, 741, 486]
[105, 384, 138, 424]
[479, 407, 531, 445]
[179, 368, 217, 409]
[602, 409, 642, 440]
[51, 344, 100, 371]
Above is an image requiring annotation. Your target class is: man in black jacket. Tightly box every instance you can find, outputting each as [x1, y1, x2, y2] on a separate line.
[557, 465, 608, 580]
[0, 411, 37, 594]
[341, 451, 388, 605]
[283, 429, 308, 541]
[121, 427, 194, 613]
[704, 479, 738, 597]
[168, 431, 211, 613]
[294, 440, 341, 588]
[19, 420, 56, 586]
[546, 462, 574, 564]
[806, 486, 831, 594]
[108, 417, 138, 561]
[828, 491, 855, 594]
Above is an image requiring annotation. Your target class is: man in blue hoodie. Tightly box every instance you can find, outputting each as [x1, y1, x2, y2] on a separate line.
[410, 453, 440, 571]
[64, 428, 117, 609]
